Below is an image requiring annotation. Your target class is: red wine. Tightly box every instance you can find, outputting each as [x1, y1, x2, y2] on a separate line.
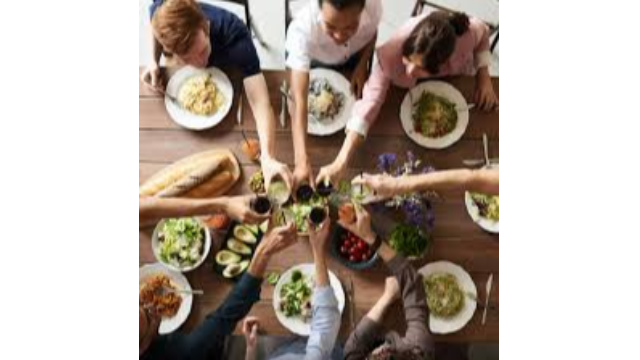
[309, 207, 327, 225]
[296, 184, 314, 202]
[316, 181, 333, 197]
[251, 196, 272, 215]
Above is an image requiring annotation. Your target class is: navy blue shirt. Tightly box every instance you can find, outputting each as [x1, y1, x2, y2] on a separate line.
[150, 1, 261, 78]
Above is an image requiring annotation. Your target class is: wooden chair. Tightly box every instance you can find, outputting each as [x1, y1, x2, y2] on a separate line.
[411, 0, 499, 52]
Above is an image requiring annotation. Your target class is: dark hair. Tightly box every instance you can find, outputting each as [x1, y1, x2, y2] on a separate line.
[402, 11, 470, 74]
[318, 0, 366, 11]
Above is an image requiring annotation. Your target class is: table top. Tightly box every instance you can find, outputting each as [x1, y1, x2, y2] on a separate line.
[139, 67, 499, 343]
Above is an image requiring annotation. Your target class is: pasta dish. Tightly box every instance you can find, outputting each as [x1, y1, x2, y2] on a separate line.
[178, 74, 225, 116]
[139, 274, 182, 318]
[308, 79, 344, 121]
[412, 91, 458, 138]
[424, 272, 465, 318]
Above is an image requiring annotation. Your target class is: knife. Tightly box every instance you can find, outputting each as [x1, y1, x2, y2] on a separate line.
[279, 80, 288, 128]
[347, 278, 356, 330]
[463, 158, 499, 167]
[482, 273, 493, 325]
[483, 133, 490, 167]
[236, 93, 244, 126]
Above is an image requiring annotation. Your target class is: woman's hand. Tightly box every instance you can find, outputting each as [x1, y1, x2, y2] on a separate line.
[352, 173, 402, 202]
[475, 71, 498, 111]
[223, 195, 269, 224]
[337, 205, 376, 245]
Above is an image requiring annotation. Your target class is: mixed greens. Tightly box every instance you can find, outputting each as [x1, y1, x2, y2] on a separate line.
[308, 78, 345, 121]
[424, 273, 465, 318]
[470, 193, 499, 221]
[157, 218, 205, 268]
[389, 224, 429, 258]
[276, 194, 327, 233]
[279, 270, 313, 320]
[412, 91, 458, 138]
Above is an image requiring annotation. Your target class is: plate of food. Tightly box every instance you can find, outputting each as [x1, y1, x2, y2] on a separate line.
[165, 66, 233, 131]
[273, 263, 345, 336]
[152, 217, 211, 272]
[139, 263, 193, 334]
[214, 221, 269, 280]
[330, 223, 379, 270]
[307, 68, 355, 136]
[418, 261, 477, 334]
[465, 164, 499, 233]
[399, 81, 469, 149]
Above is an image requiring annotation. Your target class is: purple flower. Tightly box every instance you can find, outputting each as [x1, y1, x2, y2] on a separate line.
[406, 151, 416, 165]
[377, 153, 397, 173]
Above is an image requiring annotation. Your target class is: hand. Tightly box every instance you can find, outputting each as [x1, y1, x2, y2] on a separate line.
[242, 316, 260, 349]
[475, 73, 498, 111]
[352, 173, 401, 202]
[140, 62, 165, 93]
[350, 62, 368, 99]
[223, 195, 269, 224]
[337, 205, 376, 245]
[381, 276, 400, 302]
[293, 161, 314, 191]
[256, 222, 298, 258]
[308, 214, 331, 257]
[262, 155, 293, 192]
[316, 159, 346, 188]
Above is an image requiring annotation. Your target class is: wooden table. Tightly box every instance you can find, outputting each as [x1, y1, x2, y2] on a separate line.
[139, 68, 499, 343]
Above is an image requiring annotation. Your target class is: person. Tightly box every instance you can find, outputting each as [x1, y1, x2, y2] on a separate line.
[317, 11, 498, 185]
[353, 167, 499, 202]
[286, 0, 382, 190]
[339, 206, 435, 360]
[141, 0, 292, 191]
[242, 217, 343, 360]
[140, 222, 298, 360]
[139, 195, 269, 228]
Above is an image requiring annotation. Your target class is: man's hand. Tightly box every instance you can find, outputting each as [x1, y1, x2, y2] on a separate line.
[141, 62, 165, 93]
[352, 173, 402, 202]
[308, 215, 331, 258]
[293, 160, 314, 190]
[382, 276, 400, 302]
[223, 195, 269, 224]
[475, 70, 498, 111]
[261, 155, 293, 192]
[337, 205, 376, 245]
[351, 62, 369, 99]
[249, 222, 297, 278]
[316, 159, 346, 188]
[242, 316, 260, 349]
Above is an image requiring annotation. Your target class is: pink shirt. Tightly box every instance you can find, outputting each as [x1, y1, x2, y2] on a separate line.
[347, 13, 491, 136]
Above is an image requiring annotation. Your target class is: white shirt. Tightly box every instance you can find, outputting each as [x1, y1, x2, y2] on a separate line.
[285, 0, 383, 71]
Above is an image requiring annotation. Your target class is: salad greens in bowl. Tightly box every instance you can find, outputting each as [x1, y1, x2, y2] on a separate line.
[152, 217, 211, 273]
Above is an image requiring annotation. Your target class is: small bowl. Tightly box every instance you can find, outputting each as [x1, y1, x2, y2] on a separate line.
[152, 217, 212, 273]
[330, 225, 379, 271]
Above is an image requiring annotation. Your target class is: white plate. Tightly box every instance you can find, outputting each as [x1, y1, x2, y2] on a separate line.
[418, 261, 477, 334]
[307, 68, 355, 136]
[399, 81, 469, 149]
[464, 164, 499, 233]
[273, 263, 345, 336]
[152, 218, 212, 273]
[139, 263, 193, 335]
[165, 66, 234, 131]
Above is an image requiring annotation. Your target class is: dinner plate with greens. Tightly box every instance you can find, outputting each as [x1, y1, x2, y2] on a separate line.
[418, 261, 477, 334]
[273, 264, 345, 336]
[465, 164, 499, 233]
[399, 81, 469, 149]
[152, 217, 211, 273]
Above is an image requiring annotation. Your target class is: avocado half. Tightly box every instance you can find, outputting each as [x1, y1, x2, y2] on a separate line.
[227, 239, 252, 255]
[223, 260, 250, 278]
[215, 250, 241, 266]
[234, 226, 257, 244]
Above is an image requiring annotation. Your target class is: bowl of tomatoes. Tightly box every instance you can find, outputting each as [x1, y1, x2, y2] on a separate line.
[331, 225, 379, 270]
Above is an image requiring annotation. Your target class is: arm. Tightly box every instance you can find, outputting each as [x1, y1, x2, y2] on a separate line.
[399, 168, 499, 195]
[317, 62, 391, 185]
[139, 197, 227, 227]
[290, 70, 314, 187]
[350, 33, 377, 98]
[470, 18, 498, 111]
[305, 219, 341, 360]
[243, 74, 293, 190]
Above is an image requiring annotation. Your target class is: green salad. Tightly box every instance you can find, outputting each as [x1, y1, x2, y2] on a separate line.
[277, 194, 326, 233]
[389, 224, 429, 258]
[471, 193, 499, 221]
[279, 270, 313, 321]
[157, 218, 205, 268]
[424, 273, 465, 318]
[412, 91, 458, 138]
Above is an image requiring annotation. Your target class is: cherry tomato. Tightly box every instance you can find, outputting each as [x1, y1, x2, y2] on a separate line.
[349, 255, 357, 262]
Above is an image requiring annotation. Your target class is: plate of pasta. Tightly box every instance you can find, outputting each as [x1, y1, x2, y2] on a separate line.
[165, 66, 233, 130]
[307, 69, 355, 136]
[139, 263, 193, 334]
[400, 81, 469, 149]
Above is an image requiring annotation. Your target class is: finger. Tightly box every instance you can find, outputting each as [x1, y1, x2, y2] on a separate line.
[315, 170, 327, 188]
[281, 169, 294, 193]
[251, 324, 258, 338]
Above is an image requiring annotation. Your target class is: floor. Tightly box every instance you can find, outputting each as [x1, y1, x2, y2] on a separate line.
[138, 0, 499, 75]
